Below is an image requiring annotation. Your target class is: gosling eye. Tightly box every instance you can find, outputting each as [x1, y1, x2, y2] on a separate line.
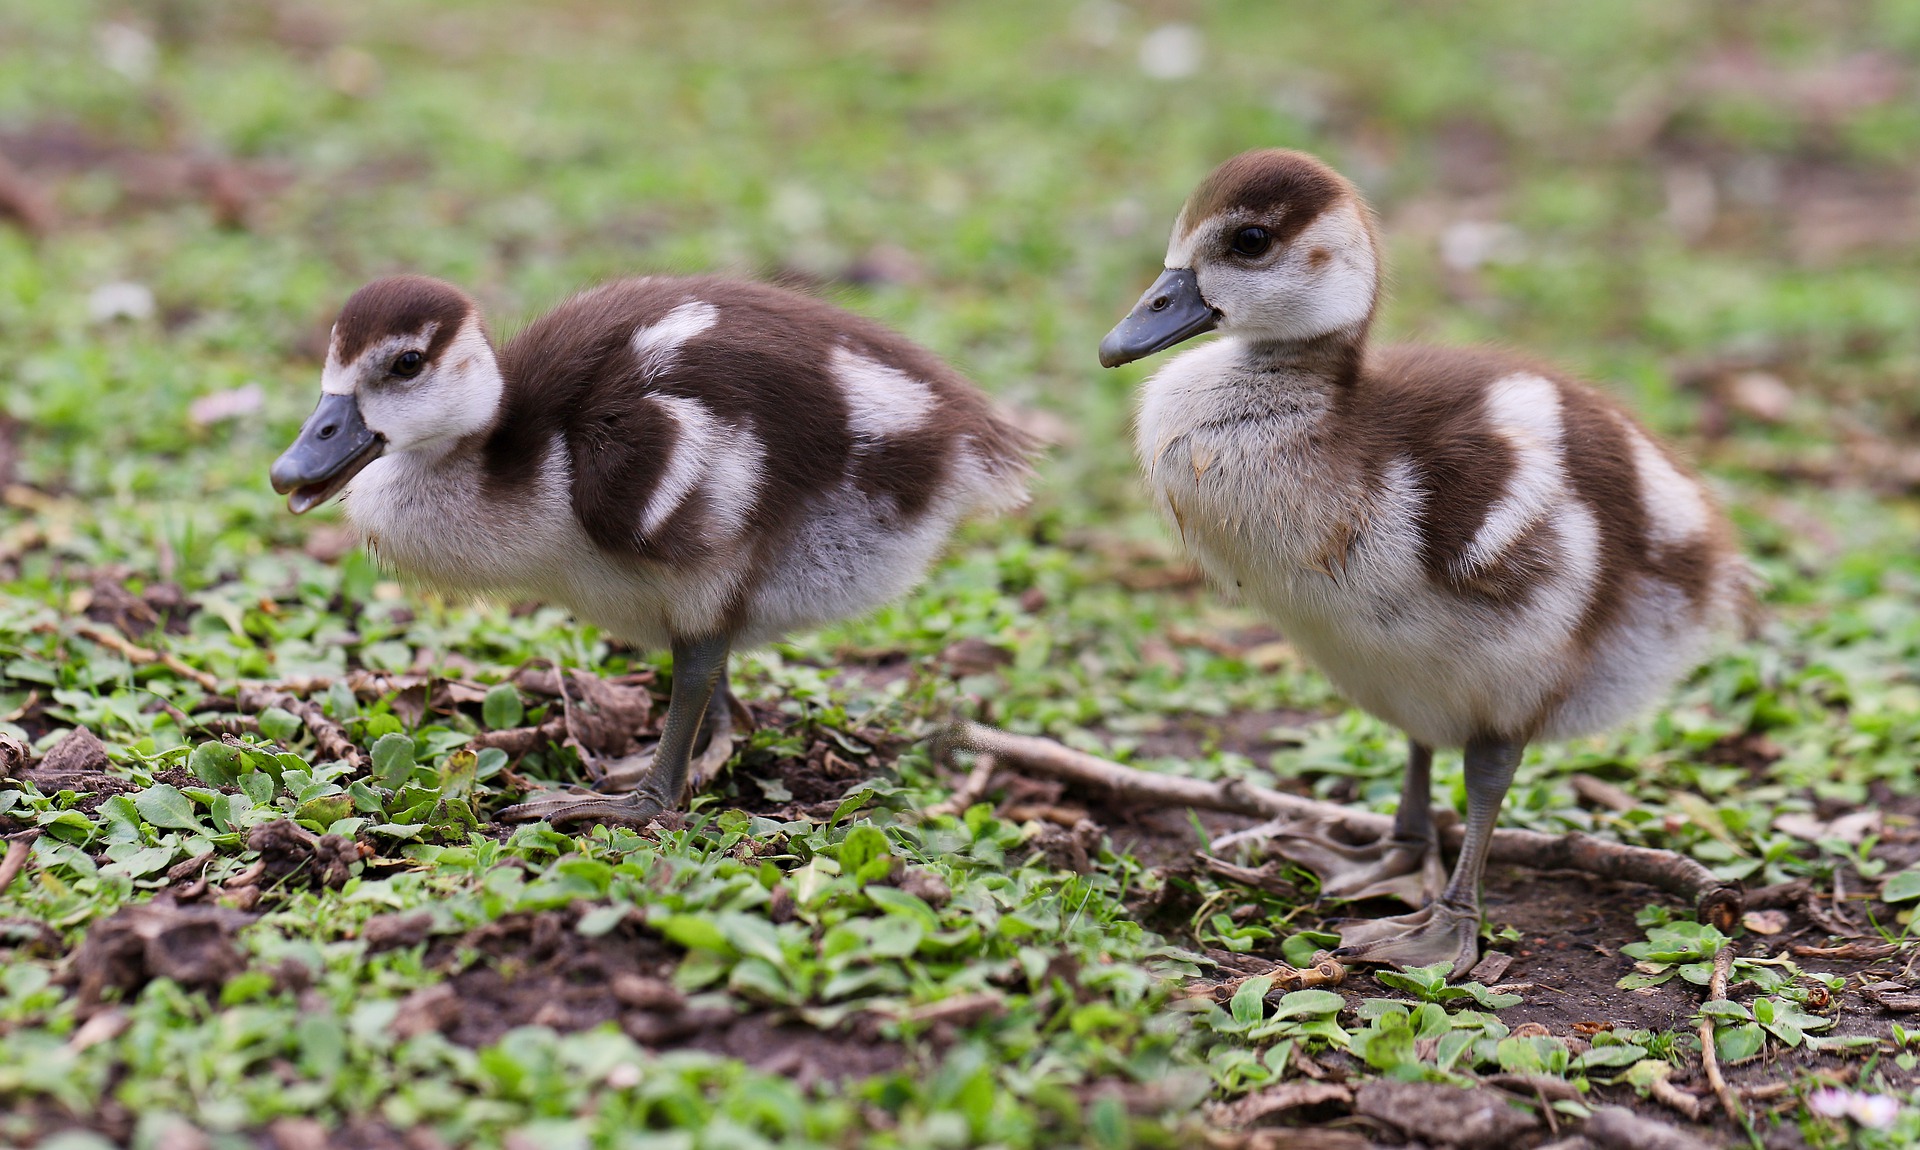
[389, 350, 426, 379]
[1229, 226, 1272, 258]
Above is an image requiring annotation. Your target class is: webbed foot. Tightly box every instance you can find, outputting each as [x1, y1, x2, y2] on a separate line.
[1330, 900, 1481, 974]
[498, 785, 672, 827]
[595, 694, 738, 796]
[1266, 818, 1445, 906]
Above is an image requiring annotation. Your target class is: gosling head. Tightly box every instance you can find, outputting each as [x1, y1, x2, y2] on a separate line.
[271, 275, 499, 513]
[1100, 149, 1381, 367]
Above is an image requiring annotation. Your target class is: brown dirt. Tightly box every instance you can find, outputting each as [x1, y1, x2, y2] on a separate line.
[410, 909, 909, 1087]
[67, 901, 255, 1008]
[1125, 707, 1322, 765]
[247, 819, 362, 890]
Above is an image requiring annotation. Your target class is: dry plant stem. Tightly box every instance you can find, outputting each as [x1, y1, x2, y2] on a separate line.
[1645, 1064, 1707, 1121]
[925, 753, 999, 819]
[0, 831, 40, 895]
[469, 716, 569, 756]
[233, 686, 363, 770]
[942, 721, 1744, 926]
[62, 622, 221, 692]
[1700, 945, 1742, 1125]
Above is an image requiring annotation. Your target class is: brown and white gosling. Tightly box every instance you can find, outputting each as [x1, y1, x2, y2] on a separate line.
[272, 274, 1031, 825]
[1101, 149, 1749, 973]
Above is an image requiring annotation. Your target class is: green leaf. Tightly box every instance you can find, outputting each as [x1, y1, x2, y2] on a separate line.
[1356, 1011, 1416, 1071]
[575, 904, 628, 937]
[102, 844, 176, 878]
[1882, 867, 1920, 903]
[38, 809, 98, 843]
[839, 825, 891, 874]
[473, 747, 508, 780]
[238, 771, 277, 805]
[1573, 1042, 1647, 1069]
[258, 707, 303, 743]
[1281, 930, 1342, 968]
[1715, 1021, 1766, 1064]
[866, 884, 940, 931]
[368, 823, 426, 840]
[438, 749, 478, 802]
[1496, 1035, 1547, 1074]
[188, 741, 242, 786]
[371, 733, 416, 788]
[1230, 976, 1274, 1024]
[653, 914, 732, 955]
[1700, 999, 1751, 1022]
[133, 783, 203, 831]
[1271, 989, 1345, 1019]
[294, 793, 353, 828]
[482, 683, 524, 730]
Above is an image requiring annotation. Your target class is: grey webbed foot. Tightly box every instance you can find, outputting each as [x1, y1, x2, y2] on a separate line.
[1331, 900, 1481, 974]
[499, 634, 733, 829]
[498, 786, 672, 827]
[593, 687, 739, 795]
[1267, 820, 1445, 906]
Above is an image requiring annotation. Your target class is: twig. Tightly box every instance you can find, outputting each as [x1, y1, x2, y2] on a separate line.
[1700, 944, 1742, 1125]
[469, 715, 569, 757]
[1570, 773, 1637, 812]
[940, 721, 1744, 927]
[0, 831, 40, 895]
[1584, 1106, 1715, 1150]
[233, 686, 363, 769]
[925, 752, 999, 818]
[1792, 941, 1898, 960]
[1641, 1063, 1707, 1122]
[60, 622, 221, 692]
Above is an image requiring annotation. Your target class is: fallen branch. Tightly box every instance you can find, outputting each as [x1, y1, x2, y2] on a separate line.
[233, 687, 363, 770]
[1642, 1057, 1707, 1121]
[1700, 944, 1742, 1125]
[60, 622, 220, 692]
[1197, 853, 1300, 897]
[0, 830, 40, 895]
[925, 752, 998, 819]
[469, 715, 569, 757]
[940, 721, 1743, 927]
[1584, 1106, 1714, 1150]
[1794, 941, 1898, 960]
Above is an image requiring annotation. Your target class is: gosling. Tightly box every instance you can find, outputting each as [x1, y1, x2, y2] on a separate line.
[1101, 149, 1748, 972]
[273, 274, 1031, 825]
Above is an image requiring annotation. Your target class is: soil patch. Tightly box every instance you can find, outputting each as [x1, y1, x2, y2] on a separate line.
[414, 910, 908, 1086]
[67, 901, 255, 1008]
[1124, 707, 1322, 765]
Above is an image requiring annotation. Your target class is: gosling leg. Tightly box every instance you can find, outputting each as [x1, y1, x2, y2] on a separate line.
[1329, 736, 1522, 976]
[1267, 739, 1445, 905]
[501, 634, 732, 827]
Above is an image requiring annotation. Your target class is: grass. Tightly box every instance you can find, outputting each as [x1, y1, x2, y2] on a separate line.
[4, 0, 1920, 1146]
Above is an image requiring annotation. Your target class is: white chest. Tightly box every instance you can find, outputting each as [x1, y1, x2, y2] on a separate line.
[1136, 342, 1396, 606]
[337, 442, 739, 647]
[1134, 343, 1578, 747]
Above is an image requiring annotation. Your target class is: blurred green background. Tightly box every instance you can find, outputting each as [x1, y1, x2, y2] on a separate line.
[7, 1, 1920, 1146]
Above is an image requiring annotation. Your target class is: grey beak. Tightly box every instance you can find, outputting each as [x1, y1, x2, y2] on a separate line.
[1098, 267, 1219, 368]
[270, 392, 385, 514]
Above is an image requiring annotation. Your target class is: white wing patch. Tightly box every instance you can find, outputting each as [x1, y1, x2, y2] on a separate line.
[1460, 373, 1566, 574]
[1618, 414, 1709, 550]
[641, 394, 764, 538]
[631, 300, 719, 379]
[829, 346, 936, 441]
